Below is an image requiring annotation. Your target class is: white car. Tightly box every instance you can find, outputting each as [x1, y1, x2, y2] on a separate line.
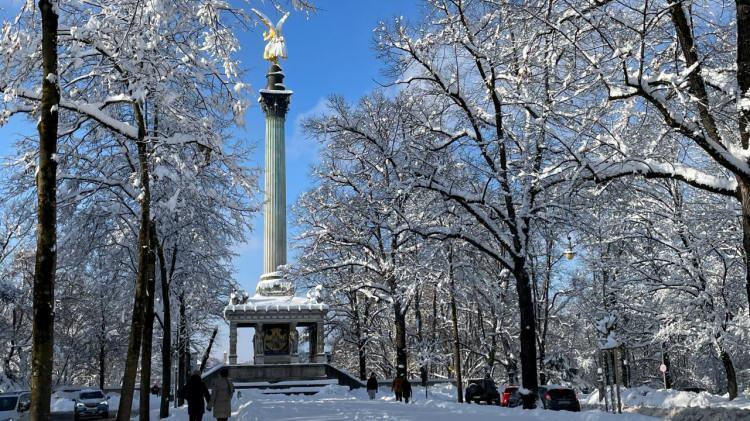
[72, 389, 109, 420]
[0, 391, 30, 421]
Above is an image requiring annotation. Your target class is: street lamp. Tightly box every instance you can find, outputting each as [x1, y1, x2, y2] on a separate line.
[563, 235, 576, 260]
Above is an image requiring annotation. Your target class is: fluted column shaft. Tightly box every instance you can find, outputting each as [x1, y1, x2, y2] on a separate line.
[262, 110, 287, 276]
[256, 64, 293, 296]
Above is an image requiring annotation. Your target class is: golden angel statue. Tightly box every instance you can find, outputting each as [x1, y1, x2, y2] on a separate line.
[252, 8, 290, 63]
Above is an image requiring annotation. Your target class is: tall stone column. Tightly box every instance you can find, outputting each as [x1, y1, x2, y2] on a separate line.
[256, 63, 294, 297]
[228, 322, 237, 364]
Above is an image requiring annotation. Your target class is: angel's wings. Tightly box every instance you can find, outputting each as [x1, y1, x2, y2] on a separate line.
[251, 8, 290, 34]
[275, 12, 289, 32]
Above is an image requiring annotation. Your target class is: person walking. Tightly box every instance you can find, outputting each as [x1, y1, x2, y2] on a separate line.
[366, 373, 378, 400]
[183, 370, 211, 421]
[210, 367, 235, 421]
[391, 374, 404, 402]
[402, 377, 412, 404]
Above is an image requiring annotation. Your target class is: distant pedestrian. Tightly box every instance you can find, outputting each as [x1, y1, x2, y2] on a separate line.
[366, 373, 378, 400]
[391, 374, 404, 402]
[391, 375, 404, 402]
[182, 370, 211, 421]
[402, 377, 412, 404]
[210, 367, 235, 421]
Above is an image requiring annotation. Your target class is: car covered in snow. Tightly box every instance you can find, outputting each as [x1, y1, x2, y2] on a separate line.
[464, 377, 500, 405]
[0, 391, 30, 421]
[72, 389, 110, 419]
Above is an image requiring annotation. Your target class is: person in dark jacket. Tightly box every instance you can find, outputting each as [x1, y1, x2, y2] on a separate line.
[391, 375, 404, 402]
[402, 377, 412, 403]
[366, 373, 378, 400]
[182, 371, 211, 421]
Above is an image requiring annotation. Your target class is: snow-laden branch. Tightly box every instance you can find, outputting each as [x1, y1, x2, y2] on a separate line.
[591, 160, 738, 197]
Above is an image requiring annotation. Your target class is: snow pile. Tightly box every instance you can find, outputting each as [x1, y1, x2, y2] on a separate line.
[584, 386, 750, 410]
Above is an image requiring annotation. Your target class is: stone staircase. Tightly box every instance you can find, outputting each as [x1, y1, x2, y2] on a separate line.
[202, 363, 365, 396]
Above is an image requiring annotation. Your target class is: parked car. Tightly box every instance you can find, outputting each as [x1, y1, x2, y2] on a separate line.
[464, 378, 500, 405]
[0, 391, 30, 421]
[678, 387, 707, 394]
[537, 385, 581, 412]
[72, 389, 110, 420]
[500, 385, 518, 407]
[506, 388, 525, 408]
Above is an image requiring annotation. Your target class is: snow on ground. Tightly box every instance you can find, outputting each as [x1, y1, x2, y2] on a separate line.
[33, 383, 750, 420]
[584, 386, 750, 410]
[144, 384, 658, 421]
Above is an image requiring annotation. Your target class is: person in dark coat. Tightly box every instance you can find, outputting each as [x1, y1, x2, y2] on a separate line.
[182, 371, 211, 421]
[402, 377, 412, 404]
[209, 367, 234, 421]
[391, 375, 404, 402]
[366, 373, 378, 400]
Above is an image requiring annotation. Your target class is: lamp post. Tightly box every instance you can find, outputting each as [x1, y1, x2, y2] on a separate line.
[563, 235, 576, 260]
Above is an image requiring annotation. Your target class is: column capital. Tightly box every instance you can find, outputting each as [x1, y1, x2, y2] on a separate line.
[259, 90, 291, 117]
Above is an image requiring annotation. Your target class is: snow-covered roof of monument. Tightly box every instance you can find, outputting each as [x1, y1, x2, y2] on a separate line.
[224, 294, 328, 314]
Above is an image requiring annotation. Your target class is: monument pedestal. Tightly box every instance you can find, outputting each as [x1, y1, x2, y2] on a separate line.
[225, 295, 327, 365]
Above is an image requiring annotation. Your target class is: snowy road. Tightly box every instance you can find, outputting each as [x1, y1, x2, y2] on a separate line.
[228, 386, 659, 421]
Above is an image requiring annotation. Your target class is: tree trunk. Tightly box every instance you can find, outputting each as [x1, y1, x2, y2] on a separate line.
[393, 300, 408, 377]
[720, 350, 738, 400]
[99, 303, 106, 391]
[513, 259, 539, 407]
[449, 259, 463, 403]
[156, 240, 172, 418]
[30, 1, 59, 419]
[740, 181, 750, 314]
[177, 293, 187, 407]
[415, 290, 428, 384]
[352, 297, 367, 380]
[737, 0, 750, 150]
[199, 327, 218, 373]
[139, 225, 158, 420]
[662, 344, 672, 389]
[116, 102, 151, 421]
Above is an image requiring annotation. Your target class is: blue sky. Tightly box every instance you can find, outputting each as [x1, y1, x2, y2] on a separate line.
[0, 0, 421, 291]
[230, 0, 421, 296]
[0, 1, 422, 360]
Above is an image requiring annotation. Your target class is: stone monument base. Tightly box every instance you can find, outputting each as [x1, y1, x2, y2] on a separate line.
[224, 294, 328, 365]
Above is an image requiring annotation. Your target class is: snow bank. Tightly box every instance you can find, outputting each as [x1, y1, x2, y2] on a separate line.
[584, 386, 750, 410]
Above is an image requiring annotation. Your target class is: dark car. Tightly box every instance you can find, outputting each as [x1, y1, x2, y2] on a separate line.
[678, 387, 707, 394]
[464, 378, 500, 405]
[537, 386, 580, 412]
[500, 385, 518, 407]
[72, 389, 110, 419]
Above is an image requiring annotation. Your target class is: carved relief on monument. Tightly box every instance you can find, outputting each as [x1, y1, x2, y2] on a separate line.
[263, 324, 290, 355]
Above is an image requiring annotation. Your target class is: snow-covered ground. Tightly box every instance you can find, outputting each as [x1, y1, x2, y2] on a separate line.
[584, 386, 750, 410]
[143, 384, 658, 421]
[43, 383, 750, 420]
